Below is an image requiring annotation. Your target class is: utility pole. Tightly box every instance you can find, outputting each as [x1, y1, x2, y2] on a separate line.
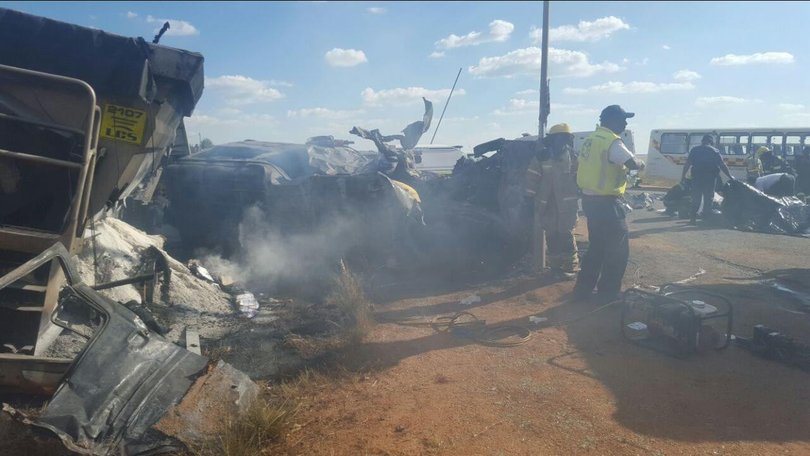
[430, 67, 462, 145]
[536, 0, 551, 271]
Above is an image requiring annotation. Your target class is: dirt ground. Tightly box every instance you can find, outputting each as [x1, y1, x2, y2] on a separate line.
[270, 196, 810, 456]
[2, 194, 809, 455]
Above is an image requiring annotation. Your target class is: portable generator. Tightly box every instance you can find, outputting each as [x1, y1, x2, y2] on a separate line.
[621, 287, 733, 357]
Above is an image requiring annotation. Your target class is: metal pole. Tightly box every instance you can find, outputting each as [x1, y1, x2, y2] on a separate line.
[430, 67, 463, 145]
[536, 0, 550, 271]
[539, 1, 550, 139]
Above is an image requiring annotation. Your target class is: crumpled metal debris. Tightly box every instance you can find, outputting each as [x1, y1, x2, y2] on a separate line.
[0, 243, 261, 455]
[235, 292, 260, 318]
[626, 192, 654, 210]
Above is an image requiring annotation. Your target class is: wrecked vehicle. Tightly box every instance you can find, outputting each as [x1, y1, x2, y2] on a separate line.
[721, 179, 810, 235]
[0, 6, 206, 408]
[162, 138, 424, 258]
[2, 244, 258, 455]
[0, 7, 204, 217]
[161, 102, 434, 278]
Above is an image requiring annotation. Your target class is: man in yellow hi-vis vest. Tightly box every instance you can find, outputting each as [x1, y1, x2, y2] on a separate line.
[525, 123, 579, 278]
[573, 105, 645, 303]
[745, 148, 762, 185]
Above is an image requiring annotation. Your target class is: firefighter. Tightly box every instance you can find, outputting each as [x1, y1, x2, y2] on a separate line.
[525, 123, 579, 279]
[745, 147, 762, 185]
[758, 146, 790, 175]
[573, 105, 645, 303]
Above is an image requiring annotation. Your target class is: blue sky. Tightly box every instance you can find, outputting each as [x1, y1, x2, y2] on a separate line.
[4, 1, 809, 153]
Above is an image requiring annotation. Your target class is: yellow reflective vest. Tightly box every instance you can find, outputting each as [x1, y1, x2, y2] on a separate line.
[576, 126, 627, 196]
[745, 154, 762, 177]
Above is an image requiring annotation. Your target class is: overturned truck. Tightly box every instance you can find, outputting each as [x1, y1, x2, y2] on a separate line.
[0, 6, 204, 382]
[0, 10, 262, 454]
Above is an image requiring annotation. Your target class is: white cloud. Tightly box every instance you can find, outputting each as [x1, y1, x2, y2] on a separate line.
[146, 15, 199, 36]
[324, 48, 368, 67]
[694, 96, 762, 107]
[185, 113, 232, 128]
[710, 52, 794, 66]
[366, 7, 386, 14]
[266, 80, 294, 88]
[515, 89, 538, 97]
[493, 99, 597, 117]
[563, 81, 695, 95]
[778, 103, 805, 111]
[361, 87, 466, 106]
[493, 98, 539, 115]
[205, 75, 285, 105]
[126, 11, 138, 19]
[662, 44, 671, 50]
[429, 51, 446, 59]
[468, 47, 622, 79]
[435, 20, 514, 49]
[529, 16, 630, 43]
[286, 108, 365, 119]
[672, 69, 701, 82]
[553, 103, 600, 117]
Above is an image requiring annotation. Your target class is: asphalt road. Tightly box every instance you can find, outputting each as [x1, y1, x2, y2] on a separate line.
[619, 189, 810, 342]
[623, 189, 808, 278]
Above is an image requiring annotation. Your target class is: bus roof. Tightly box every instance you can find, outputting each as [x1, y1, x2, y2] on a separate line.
[651, 128, 810, 134]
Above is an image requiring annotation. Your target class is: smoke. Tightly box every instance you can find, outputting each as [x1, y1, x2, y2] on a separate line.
[200, 205, 375, 294]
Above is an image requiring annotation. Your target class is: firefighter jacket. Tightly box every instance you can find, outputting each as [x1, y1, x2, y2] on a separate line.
[525, 145, 579, 233]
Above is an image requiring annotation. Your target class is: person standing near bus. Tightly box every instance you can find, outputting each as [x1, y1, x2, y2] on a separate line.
[681, 134, 734, 225]
[573, 105, 644, 303]
[794, 146, 810, 197]
[745, 147, 762, 185]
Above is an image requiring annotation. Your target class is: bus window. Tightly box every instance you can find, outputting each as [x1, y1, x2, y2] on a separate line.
[660, 133, 688, 154]
[769, 134, 784, 156]
[751, 135, 768, 152]
[718, 134, 746, 155]
[786, 135, 801, 156]
[687, 133, 709, 151]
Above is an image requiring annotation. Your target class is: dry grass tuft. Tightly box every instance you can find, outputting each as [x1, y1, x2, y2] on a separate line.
[192, 397, 293, 456]
[325, 261, 374, 344]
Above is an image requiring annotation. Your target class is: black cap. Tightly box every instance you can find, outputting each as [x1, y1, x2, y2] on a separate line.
[702, 134, 713, 144]
[600, 105, 635, 121]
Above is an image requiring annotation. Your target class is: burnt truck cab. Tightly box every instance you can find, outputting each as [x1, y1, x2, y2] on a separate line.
[2, 243, 257, 455]
[0, 7, 204, 393]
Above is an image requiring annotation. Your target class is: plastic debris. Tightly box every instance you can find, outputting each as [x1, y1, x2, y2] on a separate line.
[672, 269, 706, 285]
[460, 294, 482, 306]
[188, 260, 216, 283]
[721, 179, 810, 235]
[235, 292, 259, 318]
[528, 316, 548, 325]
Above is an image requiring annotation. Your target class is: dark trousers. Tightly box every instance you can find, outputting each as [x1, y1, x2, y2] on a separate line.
[690, 175, 716, 220]
[574, 196, 629, 297]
